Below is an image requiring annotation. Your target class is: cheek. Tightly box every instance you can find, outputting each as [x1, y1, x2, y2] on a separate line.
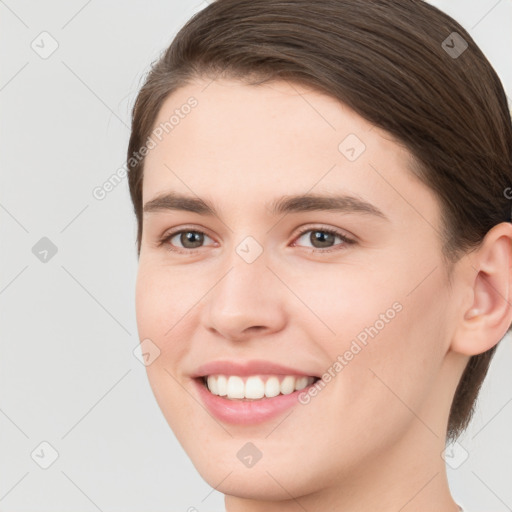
[134, 264, 192, 397]
[134, 265, 198, 435]
[319, 261, 450, 424]
[342, 275, 450, 424]
[135, 263, 161, 334]
[134, 261, 195, 341]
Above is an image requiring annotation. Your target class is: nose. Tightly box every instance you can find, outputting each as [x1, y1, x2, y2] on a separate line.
[200, 251, 288, 342]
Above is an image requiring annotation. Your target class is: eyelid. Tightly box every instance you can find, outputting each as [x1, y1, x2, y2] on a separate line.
[291, 223, 355, 241]
[161, 224, 215, 240]
[159, 223, 356, 254]
[290, 224, 356, 252]
[158, 224, 217, 254]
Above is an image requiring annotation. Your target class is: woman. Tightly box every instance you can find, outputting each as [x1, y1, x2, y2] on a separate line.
[127, 1, 512, 510]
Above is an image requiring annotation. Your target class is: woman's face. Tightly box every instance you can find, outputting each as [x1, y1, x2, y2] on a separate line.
[135, 78, 463, 500]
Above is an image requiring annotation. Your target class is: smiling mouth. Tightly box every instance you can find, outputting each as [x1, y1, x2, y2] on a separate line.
[199, 374, 321, 401]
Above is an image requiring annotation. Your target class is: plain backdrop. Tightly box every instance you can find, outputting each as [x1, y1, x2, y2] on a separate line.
[1, 1, 511, 511]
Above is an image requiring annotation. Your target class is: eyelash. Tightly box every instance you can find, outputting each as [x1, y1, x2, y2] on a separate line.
[157, 225, 356, 255]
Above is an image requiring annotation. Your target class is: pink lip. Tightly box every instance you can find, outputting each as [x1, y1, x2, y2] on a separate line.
[192, 377, 318, 425]
[191, 359, 319, 378]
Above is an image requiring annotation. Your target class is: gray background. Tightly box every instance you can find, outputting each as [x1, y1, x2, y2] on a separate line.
[1, 1, 511, 511]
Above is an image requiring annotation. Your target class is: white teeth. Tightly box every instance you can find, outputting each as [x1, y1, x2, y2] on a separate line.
[204, 374, 316, 400]
[217, 375, 228, 396]
[207, 375, 218, 395]
[294, 376, 309, 391]
[280, 376, 295, 395]
[265, 377, 281, 398]
[226, 376, 245, 399]
[245, 376, 265, 399]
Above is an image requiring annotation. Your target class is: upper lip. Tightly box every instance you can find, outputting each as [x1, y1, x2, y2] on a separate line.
[191, 359, 320, 378]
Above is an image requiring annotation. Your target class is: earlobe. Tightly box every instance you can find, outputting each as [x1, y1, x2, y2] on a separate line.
[451, 223, 512, 356]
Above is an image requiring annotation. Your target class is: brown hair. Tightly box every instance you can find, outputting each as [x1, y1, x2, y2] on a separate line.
[127, 0, 512, 442]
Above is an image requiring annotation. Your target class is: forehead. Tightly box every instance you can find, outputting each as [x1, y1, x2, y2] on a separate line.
[141, 78, 434, 224]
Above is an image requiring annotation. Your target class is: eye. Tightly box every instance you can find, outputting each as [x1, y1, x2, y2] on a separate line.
[292, 226, 355, 253]
[158, 228, 216, 254]
[158, 225, 355, 255]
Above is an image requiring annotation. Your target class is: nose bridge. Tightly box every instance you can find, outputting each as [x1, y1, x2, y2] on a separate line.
[218, 232, 271, 298]
[201, 237, 286, 339]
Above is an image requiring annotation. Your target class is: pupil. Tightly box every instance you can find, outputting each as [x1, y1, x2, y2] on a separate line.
[178, 231, 334, 250]
[312, 231, 333, 248]
[182, 231, 203, 248]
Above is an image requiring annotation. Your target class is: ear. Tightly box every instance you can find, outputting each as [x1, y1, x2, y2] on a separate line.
[451, 222, 512, 356]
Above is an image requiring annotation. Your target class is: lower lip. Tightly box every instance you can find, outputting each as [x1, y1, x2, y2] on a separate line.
[193, 378, 317, 425]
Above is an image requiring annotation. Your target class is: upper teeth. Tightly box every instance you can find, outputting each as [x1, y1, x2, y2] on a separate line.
[205, 375, 316, 400]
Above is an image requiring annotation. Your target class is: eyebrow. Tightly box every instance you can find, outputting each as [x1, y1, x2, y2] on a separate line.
[143, 191, 389, 221]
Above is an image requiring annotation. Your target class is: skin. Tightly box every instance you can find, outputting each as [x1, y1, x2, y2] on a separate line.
[135, 78, 512, 512]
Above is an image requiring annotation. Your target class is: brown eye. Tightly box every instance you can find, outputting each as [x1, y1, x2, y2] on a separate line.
[176, 231, 205, 249]
[160, 229, 215, 253]
[307, 230, 336, 249]
[294, 227, 355, 253]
